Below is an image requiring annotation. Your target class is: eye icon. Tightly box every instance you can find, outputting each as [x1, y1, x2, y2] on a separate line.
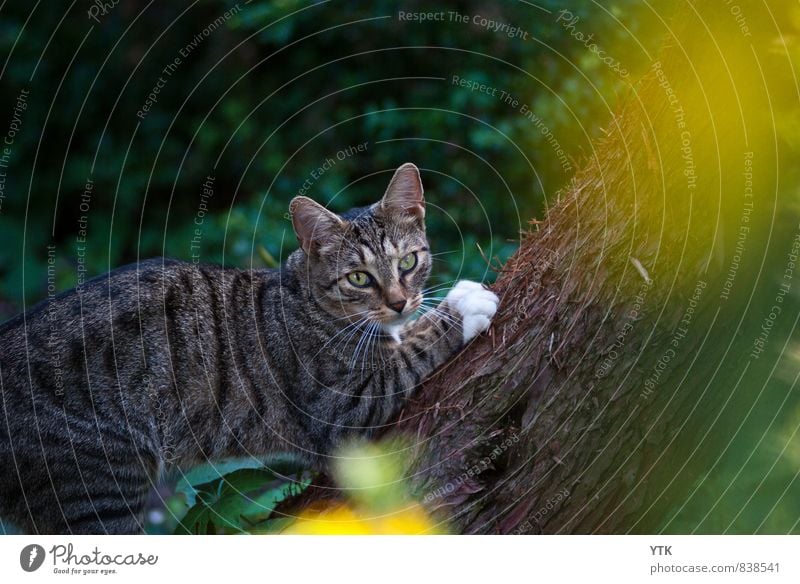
[20, 544, 45, 572]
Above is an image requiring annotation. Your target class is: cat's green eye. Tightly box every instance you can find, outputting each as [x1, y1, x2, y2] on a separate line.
[347, 271, 372, 287]
[399, 252, 417, 272]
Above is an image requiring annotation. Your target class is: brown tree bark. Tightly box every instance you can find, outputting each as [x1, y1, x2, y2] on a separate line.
[390, 2, 777, 534]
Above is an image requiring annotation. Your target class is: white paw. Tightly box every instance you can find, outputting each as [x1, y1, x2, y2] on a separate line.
[444, 280, 499, 344]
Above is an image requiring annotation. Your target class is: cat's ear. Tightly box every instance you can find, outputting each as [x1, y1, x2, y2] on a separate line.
[378, 162, 425, 222]
[290, 196, 344, 254]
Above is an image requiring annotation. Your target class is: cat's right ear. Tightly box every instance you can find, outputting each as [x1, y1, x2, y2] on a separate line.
[378, 162, 425, 223]
[290, 196, 344, 255]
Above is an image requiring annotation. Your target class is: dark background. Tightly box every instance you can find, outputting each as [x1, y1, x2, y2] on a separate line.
[0, 0, 662, 317]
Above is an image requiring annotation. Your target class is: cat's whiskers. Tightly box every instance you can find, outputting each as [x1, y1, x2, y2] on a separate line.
[361, 321, 381, 381]
[347, 320, 376, 383]
[346, 319, 372, 377]
[419, 315, 459, 342]
[418, 304, 458, 322]
[417, 303, 461, 330]
[310, 310, 374, 363]
[368, 320, 388, 376]
[328, 309, 373, 324]
[332, 317, 373, 363]
[422, 306, 459, 326]
[310, 315, 371, 363]
[419, 297, 453, 308]
[423, 278, 459, 289]
[421, 280, 460, 295]
[363, 321, 377, 379]
[364, 320, 387, 381]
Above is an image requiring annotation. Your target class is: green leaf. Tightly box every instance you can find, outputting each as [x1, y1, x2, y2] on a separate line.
[235, 472, 313, 523]
[212, 469, 312, 532]
[174, 460, 313, 534]
[175, 453, 305, 506]
[175, 457, 264, 505]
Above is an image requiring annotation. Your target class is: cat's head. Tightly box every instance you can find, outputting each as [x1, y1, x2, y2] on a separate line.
[290, 163, 431, 332]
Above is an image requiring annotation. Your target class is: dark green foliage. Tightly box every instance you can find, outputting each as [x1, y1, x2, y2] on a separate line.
[0, 0, 659, 317]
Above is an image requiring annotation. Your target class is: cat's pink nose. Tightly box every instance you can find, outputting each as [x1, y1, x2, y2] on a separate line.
[387, 299, 407, 314]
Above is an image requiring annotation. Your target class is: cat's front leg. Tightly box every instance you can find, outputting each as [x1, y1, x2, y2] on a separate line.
[393, 281, 499, 390]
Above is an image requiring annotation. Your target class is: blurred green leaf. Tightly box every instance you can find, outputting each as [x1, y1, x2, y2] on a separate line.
[174, 456, 312, 534]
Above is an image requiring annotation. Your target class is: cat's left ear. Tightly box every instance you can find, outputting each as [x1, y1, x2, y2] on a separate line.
[378, 162, 425, 223]
[290, 196, 344, 255]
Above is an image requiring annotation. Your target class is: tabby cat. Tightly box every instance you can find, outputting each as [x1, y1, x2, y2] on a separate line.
[0, 163, 499, 534]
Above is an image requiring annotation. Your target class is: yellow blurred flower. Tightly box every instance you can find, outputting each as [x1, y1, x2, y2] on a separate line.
[282, 440, 446, 534]
[283, 503, 440, 535]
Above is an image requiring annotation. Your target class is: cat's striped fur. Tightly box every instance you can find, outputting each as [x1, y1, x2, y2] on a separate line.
[0, 163, 498, 534]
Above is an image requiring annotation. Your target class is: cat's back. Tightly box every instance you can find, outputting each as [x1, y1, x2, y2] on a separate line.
[0, 258, 185, 354]
[0, 257, 285, 400]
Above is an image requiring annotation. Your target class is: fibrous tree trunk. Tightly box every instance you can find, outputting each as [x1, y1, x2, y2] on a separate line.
[390, 2, 776, 534]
